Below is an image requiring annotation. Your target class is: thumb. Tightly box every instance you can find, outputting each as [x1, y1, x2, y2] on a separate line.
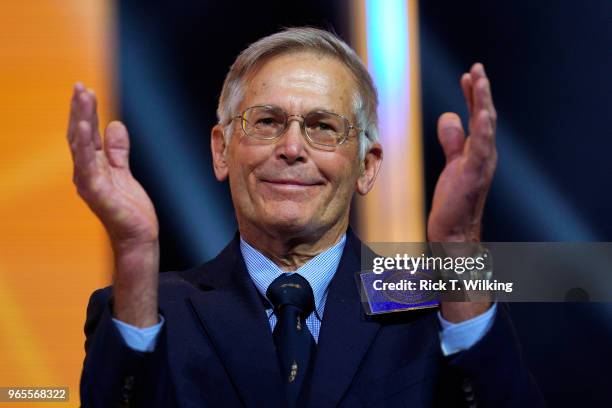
[104, 121, 131, 169]
[437, 112, 465, 163]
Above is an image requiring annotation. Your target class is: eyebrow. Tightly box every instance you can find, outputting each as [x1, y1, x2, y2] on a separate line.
[262, 104, 344, 116]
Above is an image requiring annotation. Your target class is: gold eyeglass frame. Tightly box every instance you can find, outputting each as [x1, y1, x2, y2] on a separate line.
[232, 104, 363, 148]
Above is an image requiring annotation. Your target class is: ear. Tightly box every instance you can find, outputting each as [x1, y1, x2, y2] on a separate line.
[211, 124, 230, 181]
[356, 142, 383, 195]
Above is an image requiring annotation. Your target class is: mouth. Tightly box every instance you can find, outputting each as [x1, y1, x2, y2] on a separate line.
[261, 178, 322, 186]
[258, 177, 325, 192]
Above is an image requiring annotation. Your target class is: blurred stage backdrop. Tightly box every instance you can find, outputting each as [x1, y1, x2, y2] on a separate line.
[0, 0, 610, 406]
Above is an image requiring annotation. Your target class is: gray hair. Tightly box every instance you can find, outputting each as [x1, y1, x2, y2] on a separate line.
[216, 27, 379, 160]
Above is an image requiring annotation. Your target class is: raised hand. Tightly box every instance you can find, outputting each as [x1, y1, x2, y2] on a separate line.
[427, 63, 497, 244]
[68, 83, 159, 327]
[427, 63, 497, 322]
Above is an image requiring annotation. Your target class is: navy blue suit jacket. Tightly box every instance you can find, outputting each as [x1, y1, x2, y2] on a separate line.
[80, 230, 543, 407]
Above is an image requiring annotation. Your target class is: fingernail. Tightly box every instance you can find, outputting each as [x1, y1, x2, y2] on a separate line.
[74, 82, 84, 92]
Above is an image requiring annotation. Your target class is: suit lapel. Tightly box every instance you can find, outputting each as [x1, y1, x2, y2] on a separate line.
[306, 230, 381, 407]
[187, 236, 286, 408]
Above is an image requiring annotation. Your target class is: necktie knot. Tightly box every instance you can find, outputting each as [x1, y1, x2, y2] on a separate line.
[266, 273, 315, 318]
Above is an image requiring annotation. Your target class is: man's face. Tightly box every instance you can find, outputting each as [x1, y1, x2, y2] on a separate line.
[215, 52, 368, 239]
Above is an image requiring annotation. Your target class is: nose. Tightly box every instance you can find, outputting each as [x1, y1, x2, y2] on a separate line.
[275, 116, 307, 164]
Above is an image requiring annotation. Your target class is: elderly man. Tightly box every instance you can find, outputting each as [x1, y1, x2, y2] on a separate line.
[72, 28, 541, 407]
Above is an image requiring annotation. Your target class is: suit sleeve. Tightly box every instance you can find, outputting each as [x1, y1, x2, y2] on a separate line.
[436, 303, 545, 407]
[80, 287, 177, 408]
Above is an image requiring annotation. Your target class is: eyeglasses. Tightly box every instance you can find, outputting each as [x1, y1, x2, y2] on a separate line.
[232, 105, 363, 148]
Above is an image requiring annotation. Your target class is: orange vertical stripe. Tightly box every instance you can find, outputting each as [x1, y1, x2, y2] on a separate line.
[352, 0, 426, 243]
[0, 1, 114, 406]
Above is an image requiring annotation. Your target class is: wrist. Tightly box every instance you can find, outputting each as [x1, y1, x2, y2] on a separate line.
[111, 239, 160, 327]
[112, 235, 159, 255]
[427, 218, 482, 243]
[428, 230, 481, 243]
[113, 277, 159, 327]
[440, 300, 493, 323]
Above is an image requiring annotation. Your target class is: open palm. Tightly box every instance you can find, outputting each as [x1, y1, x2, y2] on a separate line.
[67, 84, 158, 247]
[427, 63, 498, 243]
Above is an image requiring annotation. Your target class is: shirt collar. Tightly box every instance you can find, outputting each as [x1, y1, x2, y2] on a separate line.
[239, 234, 347, 314]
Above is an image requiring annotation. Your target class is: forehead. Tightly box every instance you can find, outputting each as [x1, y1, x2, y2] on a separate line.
[241, 51, 356, 116]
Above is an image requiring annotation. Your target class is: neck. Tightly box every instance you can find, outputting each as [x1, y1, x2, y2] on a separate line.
[239, 217, 348, 271]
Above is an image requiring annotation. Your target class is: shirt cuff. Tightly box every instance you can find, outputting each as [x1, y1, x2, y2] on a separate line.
[112, 315, 165, 352]
[438, 303, 497, 356]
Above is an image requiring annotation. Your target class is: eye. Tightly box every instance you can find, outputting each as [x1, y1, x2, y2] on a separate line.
[243, 106, 285, 130]
[255, 117, 278, 126]
[312, 121, 337, 132]
[251, 115, 285, 130]
[305, 111, 344, 135]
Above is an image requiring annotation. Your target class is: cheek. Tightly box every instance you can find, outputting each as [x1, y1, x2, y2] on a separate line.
[317, 153, 361, 197]
[227, 143, 261, 185]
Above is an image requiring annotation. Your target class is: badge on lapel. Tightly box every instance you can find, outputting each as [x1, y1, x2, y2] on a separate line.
[358, 268, 439, 315]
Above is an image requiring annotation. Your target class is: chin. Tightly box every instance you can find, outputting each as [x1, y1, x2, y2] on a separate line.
[260, 204, 316, 234]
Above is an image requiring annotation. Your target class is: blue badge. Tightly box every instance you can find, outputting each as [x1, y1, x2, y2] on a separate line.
[359, 269, 439, 315]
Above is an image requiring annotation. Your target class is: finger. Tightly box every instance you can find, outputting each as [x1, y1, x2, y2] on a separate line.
[104, 121, 131, 169]
[437, 112, 466, 163]
[77, 90, 103, 151]
[470, 62, 486, 84]
[67, 82, 85, 143]
[466, 110, 495, 169]
[87, 88, 103, 150]
[73, 120, 101, 192]
[460, 73, 474, 116]
[473, 77, 497, 130]
[471, 63, 497, 130]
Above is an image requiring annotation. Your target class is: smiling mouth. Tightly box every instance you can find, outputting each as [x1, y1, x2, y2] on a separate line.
[259, 178, 324, 190]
